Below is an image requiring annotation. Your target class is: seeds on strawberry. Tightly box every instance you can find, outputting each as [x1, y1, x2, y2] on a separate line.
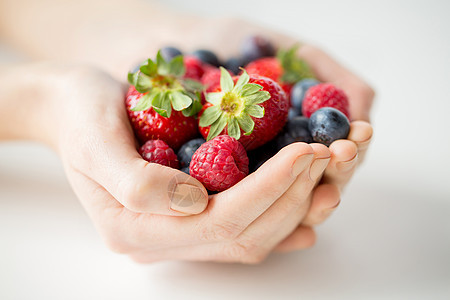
[189, 135, 249, 191]
[139, 140, 179, 169]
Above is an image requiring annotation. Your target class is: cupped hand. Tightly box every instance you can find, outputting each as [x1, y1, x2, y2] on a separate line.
[33, 63, 331, 263]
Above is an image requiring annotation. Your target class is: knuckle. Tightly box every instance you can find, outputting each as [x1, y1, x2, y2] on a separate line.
[224, 239, 266, 264]
[119, 177, 149, 213]
[103, 234, 134, 254]
[281, 192, 304, 213]
[205, 220, 244, 241]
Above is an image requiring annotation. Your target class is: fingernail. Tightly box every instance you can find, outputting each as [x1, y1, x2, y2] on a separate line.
[170, 183, 207, 214]
[309, 158, 330, 181]
[291, 154, 314, 177]
[336, 155, 358, 172]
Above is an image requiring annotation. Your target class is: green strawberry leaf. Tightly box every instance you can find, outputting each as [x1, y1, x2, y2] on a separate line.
[243, 91, 271, 105]
[131, 90, 156, 111]
[152, 91, 172, 118]
[278, 45, 315, 83]
[207, 116, 227, 141]
[168, 55, 185, 77]
[135, 74, 152, 93]
[220, 67, 234, 92]
[128, 71, 138, 86]
[237, 113, 255, 135]
[183, 79, 205, 92]
[206, 92, 224, 105]
[199, 105, 222, 127]
[182, 95, 202, 117]
[227, 117, 241, 140]
[140, 59, 157, 77]
[170, 90, 193, 111]
[156, 51, 171, 76]
[246, 105, 265, 118]
[233, 69, 249, 92]
[241, 83, 262, 96]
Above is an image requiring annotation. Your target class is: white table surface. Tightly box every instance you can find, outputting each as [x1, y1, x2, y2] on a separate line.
[1, 0, 449, 299]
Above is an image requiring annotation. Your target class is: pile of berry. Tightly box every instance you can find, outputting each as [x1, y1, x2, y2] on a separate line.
[126, 36, 351, 192]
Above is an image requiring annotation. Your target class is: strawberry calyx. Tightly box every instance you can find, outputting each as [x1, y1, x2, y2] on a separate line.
[199, 67, 271, 141]
[127, 50, 203, 118]
[278, 45, 315, 84]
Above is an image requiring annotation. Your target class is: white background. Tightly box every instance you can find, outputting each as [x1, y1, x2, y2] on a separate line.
[1, 0, 449, 299]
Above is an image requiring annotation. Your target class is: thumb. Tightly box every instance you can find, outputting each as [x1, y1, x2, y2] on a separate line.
[65, 128, 208, 216]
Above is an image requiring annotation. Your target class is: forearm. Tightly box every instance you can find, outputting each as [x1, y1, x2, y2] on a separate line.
[0, 0, 197, 79]
[0, 63, 56, 143]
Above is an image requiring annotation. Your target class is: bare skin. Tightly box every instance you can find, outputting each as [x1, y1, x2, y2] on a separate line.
[0, 0, 374, 261]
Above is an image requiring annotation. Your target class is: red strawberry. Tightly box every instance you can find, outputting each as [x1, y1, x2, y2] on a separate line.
[302, 83, 351, 120]
[126, 87, 199, 149]
[139, 139, 179, 169]
[201, 66, 223, 93]
[190, 135, 249, 191]
[184, 55, 205, 80]
[245, 46, 314, 99]
[199, 68, 289, 150]
[126, 51, 203, 150]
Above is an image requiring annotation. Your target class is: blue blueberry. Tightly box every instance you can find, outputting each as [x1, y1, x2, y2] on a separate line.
[290, 78, 320, 111]
[191, 49, 221, 67]
[309, 107, 350, 146]
[288, 108, 302, 121]
[241, 35, 275, 63]
[180, 167, 190, 175]
[177, 138, 206, 168]
[160, 46, 183, 61]
[224, 57, 245, 75]
[248, 141, 278, 173]
[275, 116, 313, 150]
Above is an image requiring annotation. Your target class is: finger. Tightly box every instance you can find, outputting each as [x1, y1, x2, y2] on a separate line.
[347, 120, 373, 165]
[303, 184, 340, 226]
[64, 123, 208, 216]
[66, 167, 209, 254]
[273, 226, 316, 253]
[243, 144, 329, 250]
[322, 139, 359, 189]
[204, 143, 315, 238]
[298, 44, 375, 122]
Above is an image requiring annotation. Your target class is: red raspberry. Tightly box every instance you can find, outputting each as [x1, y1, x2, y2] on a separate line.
[183, 56, 205, 80]
[302, 83, 351, 120]
[189, 135, 249, 192]
[139, 140, 179, 169]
